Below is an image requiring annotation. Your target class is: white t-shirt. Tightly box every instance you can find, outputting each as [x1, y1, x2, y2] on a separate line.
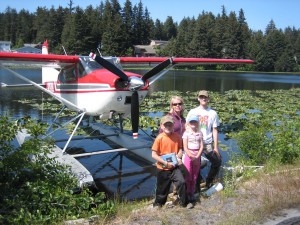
[187, 106, 219, 144]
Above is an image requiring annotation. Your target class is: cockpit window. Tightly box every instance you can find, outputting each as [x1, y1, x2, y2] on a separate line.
[79, 56, 123, 77]
[58, 65, 77, 82]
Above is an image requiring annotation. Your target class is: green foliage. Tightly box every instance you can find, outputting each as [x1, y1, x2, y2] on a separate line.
[0, 116, 116, 224]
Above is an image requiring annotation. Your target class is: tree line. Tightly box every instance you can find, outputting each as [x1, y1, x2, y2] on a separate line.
[1, 0, 300, 72]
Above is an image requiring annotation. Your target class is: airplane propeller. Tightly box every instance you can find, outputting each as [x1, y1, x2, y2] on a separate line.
[90, 53, 173, 138]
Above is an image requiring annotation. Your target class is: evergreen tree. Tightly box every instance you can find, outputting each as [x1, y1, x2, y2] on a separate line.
[132, 1, 148, 45]
[151, 19, 165, 40]
[16, 9, 34, 45]
[2, 7, 18, 44]
[33, 7, 50, 43]
[295, 35, 300, 65]
[143, 7, 153, 45]
[223, 11, 239, 59]
[265, 19, 276, 35]
[163, 17, 192, 56]
[211, 10, 227, 58]
[101, 0, 127, 55]
[236, 9, 251, 58]
[121, 0, 134, 54]
[84, 5, 103, 53]
[275, 43, 297, 72]
[48, 6, 67, 53]
[61, 11, 74, 54]
[248, 30, 264, 70]
[189, 12, 215, 58]
[163, 16, 177, 40]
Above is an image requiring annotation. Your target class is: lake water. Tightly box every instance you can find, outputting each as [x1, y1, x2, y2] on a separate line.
[1, 68, 300, 200]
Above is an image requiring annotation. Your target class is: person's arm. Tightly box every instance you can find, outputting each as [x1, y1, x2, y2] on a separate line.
[183, 137, 194, 159]
[152, 150, 173, 169]
[176, 148, 183, 164]
[196, 136, 204, 159]
[212, 127, 220, 156]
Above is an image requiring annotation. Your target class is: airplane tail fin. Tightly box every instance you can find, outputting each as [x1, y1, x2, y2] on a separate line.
[42, 39, 49, 54]
[41, 39, 59, 84]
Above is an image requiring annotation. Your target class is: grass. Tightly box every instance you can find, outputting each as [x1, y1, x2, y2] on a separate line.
[218, 161, 300, 225]
[97, 161, 300, 225]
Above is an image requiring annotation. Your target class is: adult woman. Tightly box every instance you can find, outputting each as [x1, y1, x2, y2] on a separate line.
[159, 96, 186, 136]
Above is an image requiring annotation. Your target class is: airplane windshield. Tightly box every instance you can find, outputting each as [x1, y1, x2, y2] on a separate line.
[79, 56, 123, 77]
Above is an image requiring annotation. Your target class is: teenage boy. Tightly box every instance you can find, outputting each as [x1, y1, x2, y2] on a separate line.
[187, 90, 222, 189]
[152, 115, 187, 208]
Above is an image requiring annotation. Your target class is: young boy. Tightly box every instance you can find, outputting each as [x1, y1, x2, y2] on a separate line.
[152, 115, 187, 207]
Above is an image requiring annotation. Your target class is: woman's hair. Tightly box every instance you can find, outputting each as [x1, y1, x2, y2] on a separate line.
[169, 96, 185, 116]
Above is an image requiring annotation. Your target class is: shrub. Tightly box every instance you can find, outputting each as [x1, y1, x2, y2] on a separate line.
[0, 116, 115, 224]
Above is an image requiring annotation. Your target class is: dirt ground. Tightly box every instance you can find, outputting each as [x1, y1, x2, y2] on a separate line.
[107, 168, 300, 225]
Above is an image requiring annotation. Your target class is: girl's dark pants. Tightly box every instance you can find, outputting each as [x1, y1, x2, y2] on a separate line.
[153, 167, 187, 207]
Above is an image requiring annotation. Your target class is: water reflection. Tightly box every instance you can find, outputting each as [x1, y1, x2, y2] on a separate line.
[145, 70, 300, 93]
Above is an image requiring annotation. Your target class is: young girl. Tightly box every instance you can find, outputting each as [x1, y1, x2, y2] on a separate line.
[182, 115, 203, 204]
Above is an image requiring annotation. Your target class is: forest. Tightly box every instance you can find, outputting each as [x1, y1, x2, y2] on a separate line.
[1, 0, 300, 72]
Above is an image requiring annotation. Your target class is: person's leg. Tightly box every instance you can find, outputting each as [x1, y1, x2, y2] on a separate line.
[195, 155, 207, 193]
[183, 154, 193, 195]
[171, 167, 187, 206]
[191, 159, 201, 196]
[154, 169, 172, 206]
[205, 151, 222, 188]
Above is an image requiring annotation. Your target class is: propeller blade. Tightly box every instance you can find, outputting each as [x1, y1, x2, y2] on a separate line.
[142, 58, 173, 81]
[131, 91, 139, 139]
[89, 53, 129, 81]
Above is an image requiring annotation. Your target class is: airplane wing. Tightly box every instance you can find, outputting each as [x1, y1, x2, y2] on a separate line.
[0, 52, 84, 112]
[0, 52, 80, 67]
[119, 57, 254, 65]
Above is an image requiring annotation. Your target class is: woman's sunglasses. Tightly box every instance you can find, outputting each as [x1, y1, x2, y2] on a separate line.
[172, 103, 182, 106]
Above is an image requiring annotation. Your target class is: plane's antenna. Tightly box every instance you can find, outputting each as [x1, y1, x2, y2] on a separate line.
[62, 46, 67, 55]
[97, 47, 102, 57]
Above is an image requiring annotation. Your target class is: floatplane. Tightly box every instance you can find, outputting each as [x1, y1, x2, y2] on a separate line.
[0, 40, 254, 188]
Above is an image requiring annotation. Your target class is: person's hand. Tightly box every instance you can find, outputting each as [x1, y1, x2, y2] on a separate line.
[213, 149, 221, 158]
[188, 154, 196, 161]
[165, 161, 174, 169]
[177, 158, 183, 165]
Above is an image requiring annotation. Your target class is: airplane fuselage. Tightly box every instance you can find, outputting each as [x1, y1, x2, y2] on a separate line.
[44, 56, 148, 118]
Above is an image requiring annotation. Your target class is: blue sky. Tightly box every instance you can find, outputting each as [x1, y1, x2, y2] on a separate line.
[1, 0, 299, 31]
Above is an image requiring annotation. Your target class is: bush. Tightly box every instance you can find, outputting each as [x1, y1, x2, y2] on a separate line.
[0, 116, 115, 224]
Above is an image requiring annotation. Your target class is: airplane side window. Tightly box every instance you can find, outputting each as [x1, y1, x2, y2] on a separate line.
[58, 66, 76, 83]
[78, 63, 87, 78]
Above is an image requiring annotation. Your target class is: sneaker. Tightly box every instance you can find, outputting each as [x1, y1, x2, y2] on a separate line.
[186, 203, 194, 209]
[165, 201, 175, 208]
[152, 203, 162, 209]
[172, 198, 179, 205]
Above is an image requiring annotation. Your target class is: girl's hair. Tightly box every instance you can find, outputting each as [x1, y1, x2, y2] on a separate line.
[169, 96, 185, 116]
[185, 120, 199, 133]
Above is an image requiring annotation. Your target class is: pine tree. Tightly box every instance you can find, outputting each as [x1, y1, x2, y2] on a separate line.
[163, 16, 177, 40]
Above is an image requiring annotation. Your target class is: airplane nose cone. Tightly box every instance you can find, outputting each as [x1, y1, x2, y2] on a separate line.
[128, 76, 144, 91]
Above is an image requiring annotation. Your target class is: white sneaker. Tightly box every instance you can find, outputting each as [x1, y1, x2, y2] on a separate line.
[186, 203, 194, 209]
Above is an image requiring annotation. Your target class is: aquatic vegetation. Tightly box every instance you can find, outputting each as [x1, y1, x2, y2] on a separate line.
[16, 88, 300, 165]
[141, 88, 300, 165]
